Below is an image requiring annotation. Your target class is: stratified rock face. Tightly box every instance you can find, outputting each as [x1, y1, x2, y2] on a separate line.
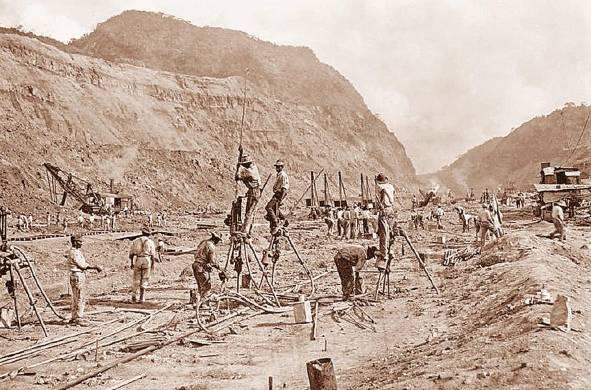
[0, 13, 416, 214]
[70, 10, 367, 110]
[422, 105, 591, 194]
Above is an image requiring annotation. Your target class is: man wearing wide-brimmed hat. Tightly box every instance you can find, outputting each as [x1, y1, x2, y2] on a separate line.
[549, 200, 567, 241]
[192, 231, 226, 299]
[235, 147, 261, 234]
[265, 159, 290, 235]
[66, 233, 102, 326]
[374, 173, 396, 270]
[129, 226, 157, 303]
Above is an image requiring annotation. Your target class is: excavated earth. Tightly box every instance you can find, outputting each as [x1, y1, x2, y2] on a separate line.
[0, 203, 590, 389]
[0, 28, 416, 217]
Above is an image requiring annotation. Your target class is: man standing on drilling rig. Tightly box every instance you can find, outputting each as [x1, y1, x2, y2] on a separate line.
[375, 173, 396, 271]
[66, 234, 102, 326]
[265, 159, 289, 235]
[235, 146, 261, 234]
[129, 226, 156, 303]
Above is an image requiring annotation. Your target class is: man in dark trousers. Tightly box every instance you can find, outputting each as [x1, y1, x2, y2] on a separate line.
[265, 159, 289, 235]
[192, 232, 226, 299]
[334, 245, 378, 300]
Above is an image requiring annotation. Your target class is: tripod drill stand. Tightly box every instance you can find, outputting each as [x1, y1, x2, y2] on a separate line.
[1, 206, 65, 336]
[374, 227, 440, 299]
[222, 197, 280, 306]
[264, 227, 315, 294]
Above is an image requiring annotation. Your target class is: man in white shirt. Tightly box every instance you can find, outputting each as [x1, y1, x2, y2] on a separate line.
[375, 173, 396, 269]
[66, 234, 102, 325]
[549, 201, 566, 241]
[265, 159, 289, 235]
[129, 227, 157, 303]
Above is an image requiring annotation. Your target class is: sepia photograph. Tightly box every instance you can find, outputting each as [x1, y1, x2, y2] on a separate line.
[0, 1, 590, 389]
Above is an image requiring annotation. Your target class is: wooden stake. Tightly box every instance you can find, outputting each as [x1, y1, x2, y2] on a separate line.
[311, 301, 319, 341]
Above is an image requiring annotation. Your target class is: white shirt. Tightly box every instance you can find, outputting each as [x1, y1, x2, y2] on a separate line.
[376, 183, 395, 208]
[551, 205, 564, 220]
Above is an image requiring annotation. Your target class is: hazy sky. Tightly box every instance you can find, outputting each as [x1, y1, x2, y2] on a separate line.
[1, 0, 590, 173]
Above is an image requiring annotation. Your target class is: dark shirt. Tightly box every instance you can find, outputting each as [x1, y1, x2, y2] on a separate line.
[334, 245, 367, 270]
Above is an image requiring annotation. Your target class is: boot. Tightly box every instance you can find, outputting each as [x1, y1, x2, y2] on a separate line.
[139, 288, 145, 303]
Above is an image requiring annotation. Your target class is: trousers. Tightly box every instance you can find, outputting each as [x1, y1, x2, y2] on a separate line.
[132, 257, 151, 299]
[241, 187, 261, 233]
[334, 255, 363, 299]
[70, 272, 86, 320]
[265, 194, 284, 230]
[192, 262, 212, 298]
[377, 208, 396, 268]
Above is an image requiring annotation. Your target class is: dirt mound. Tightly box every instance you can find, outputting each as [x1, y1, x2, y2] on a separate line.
[341, 229, 591, 389]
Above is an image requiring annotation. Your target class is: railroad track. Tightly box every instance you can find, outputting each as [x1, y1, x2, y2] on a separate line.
[9, 229, 131, 242]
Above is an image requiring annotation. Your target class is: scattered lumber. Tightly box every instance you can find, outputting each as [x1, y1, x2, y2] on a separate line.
[105, 373, 146, 390]
[0, 319, 119, 366]
[443, 246, 480, 266]
[56, 311, 247, 390]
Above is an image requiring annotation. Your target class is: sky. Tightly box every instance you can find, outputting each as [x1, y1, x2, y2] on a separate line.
[1, 0, 590, 173]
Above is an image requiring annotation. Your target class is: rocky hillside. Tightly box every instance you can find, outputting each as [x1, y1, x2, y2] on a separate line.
[70, 10, 366, 110]
[0, 13, 416, 217]
[422, 104, 591, 194]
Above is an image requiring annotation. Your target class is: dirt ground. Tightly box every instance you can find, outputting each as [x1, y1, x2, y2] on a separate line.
[1, 203, 590, 389]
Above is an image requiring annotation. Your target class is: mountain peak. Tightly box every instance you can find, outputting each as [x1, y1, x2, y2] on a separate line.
[70, 10, 366, 109]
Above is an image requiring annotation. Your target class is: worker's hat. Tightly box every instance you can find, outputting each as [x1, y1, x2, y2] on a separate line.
[210, 231, 222, 242]
[141, 226, 153, 235]
[556, 200, 567, 207]
[376, 173, 388, 183]
[70, 233, 82, 243]
[274, 159, 285, 167]
[239, 154, 253, 164]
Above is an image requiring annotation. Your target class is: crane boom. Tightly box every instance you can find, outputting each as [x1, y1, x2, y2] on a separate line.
[43, 163, 105, 214]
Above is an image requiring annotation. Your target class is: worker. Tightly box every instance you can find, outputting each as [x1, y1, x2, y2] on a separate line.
[88, 214, 95, 229]
[341, 207, 351, 239]
[265, 159, 289, 235]
[478, 204, 495, 249]
[361, 206, 370, 235]
[156, 237, 165, 262]
[46, 212, 51, 227]
[235, 147, 261, 234]
[334, 245, 378, 300]
[129, 226, 157, 303]
[192, 232, 226, 299]
[454, 206, 475, 233]
[350, 204, 358, 238]
[375, 173, 396, 270]
[549, 201, 567, 241]
[410, 209, 424, 230]
[411, 194, 418, 210]
[324, 207, 335, 237]
[66, 233, 102, 326]
[434, 205, 445, 229]
[336, 208, 344, 237]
